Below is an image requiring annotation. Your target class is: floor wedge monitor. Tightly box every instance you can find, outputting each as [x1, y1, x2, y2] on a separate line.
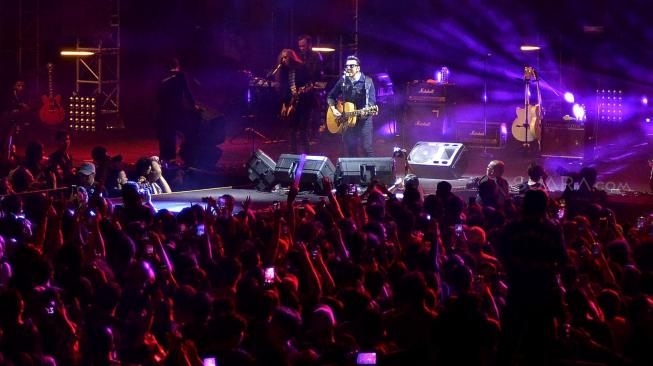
[407, 141, 467, 179]
[274, 154, 335, 193]
[247, 149, 277, 191]
[336, 157, 396, 186]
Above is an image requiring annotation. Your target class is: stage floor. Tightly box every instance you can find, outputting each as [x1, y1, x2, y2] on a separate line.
[10, 116, 653, 194]
[110, 180, 653, 225]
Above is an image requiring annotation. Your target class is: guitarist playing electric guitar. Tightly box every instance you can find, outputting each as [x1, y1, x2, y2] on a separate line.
[327, 55, 377, 157]
[276, 49, 313, 154]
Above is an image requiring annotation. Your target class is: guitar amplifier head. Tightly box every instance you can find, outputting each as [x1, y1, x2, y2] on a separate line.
[406, 81, 449, 104]
[453, 121, 506, 148]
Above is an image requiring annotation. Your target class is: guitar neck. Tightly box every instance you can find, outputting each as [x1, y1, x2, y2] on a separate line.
[47, 64, 54, 99]
[344, 109, 367, 117]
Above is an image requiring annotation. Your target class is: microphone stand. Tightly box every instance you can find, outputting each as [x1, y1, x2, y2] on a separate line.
[234, 63, 285, 155]
[481, 53, 492, 158]
[340, 69, 348, 154]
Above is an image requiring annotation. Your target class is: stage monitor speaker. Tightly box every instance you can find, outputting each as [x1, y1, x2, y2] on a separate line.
[274, 154, 335, 192]
[407, 141, 467, 179]
[247, 149, 276, 191]
[540, 123, 584, 159]
[336, 157, 396, 186]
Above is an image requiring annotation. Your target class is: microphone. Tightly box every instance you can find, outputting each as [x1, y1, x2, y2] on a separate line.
[267, 64, 282, 78]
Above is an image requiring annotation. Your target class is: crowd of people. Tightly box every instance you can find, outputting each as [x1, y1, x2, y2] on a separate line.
[0, 129, 651, 366]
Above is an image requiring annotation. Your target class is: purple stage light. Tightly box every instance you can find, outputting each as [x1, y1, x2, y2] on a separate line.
[572, 104, 586, 121]
[377, 121, 397, 137]
[646, 117, 651, 123]
[642, 96, 648, 106]
[564, 92, 575, 103]
[500, 123, 508, 135]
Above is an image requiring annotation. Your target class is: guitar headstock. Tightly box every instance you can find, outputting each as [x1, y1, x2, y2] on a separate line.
[524, 66, 538, 81]
[367, 105, 379, 116]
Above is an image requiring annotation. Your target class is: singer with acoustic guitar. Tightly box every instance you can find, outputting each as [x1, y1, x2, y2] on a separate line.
[327, 55, 377, 157]
[275, 49, 312, 154]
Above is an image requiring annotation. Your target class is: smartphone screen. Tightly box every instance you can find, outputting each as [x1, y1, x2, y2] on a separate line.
[45, 300, 56, 315]
[196, 224, 205, 236]
[357, 352, 377, 365]
[264, 267, 275, 284]
[455, 224, 463, 235]
[592, 243, 601, 257]
[203, 357, 216, 366]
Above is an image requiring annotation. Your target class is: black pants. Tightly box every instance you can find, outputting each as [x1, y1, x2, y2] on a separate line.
[289, 103, 311, 154]
[157, 111, 183, 161]
[343, 117, 373, 157]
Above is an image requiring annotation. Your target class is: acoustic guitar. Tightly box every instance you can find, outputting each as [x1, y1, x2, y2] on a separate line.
[511, 66, 542, 145]
[326, 102, 379, 134]
[39, 63, 65, 125]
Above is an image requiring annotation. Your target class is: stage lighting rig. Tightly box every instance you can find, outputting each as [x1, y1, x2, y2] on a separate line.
[68, 95, 98, 131]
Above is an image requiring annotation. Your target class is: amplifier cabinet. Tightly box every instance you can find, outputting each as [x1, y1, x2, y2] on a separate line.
[452, 121, 505, 148]
[540, 124, 585, 159]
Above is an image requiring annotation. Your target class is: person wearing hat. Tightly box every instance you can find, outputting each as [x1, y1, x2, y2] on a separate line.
[77, 161, 107, 197]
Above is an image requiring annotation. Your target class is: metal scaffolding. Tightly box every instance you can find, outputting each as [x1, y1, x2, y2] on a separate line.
[74, 0, 122, 129]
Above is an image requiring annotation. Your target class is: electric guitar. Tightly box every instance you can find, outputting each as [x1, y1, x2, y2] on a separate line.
[326, 102, 379, 134]
[39, 63, 65, 125]
[511, 66, 542, 145]
[280, 83, 314, 119]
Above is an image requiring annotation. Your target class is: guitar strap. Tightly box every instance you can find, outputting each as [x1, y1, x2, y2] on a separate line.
[364, 75, 372, 108]
[289, 70, 297, 94]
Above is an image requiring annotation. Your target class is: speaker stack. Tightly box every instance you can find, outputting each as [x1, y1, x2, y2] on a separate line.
[403, 81, 452, 147]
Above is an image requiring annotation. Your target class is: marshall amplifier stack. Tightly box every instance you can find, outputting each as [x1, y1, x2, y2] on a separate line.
[403, 81, 453, 146]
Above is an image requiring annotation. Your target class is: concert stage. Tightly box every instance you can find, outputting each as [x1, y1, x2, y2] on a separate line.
[117, 176, 653, 225]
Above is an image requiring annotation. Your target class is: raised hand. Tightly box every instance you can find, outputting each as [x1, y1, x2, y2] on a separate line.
[322, 176, 333, 194]
[243, 195, 252, 212]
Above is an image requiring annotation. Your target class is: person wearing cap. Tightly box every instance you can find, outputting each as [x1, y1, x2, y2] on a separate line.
[77, 161, 107, 197]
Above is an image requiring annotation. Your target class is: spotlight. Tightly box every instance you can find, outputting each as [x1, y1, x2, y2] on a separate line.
[572, 104, 586, 121]
[311, 47, 335, 52]
[646, 118, 651, 123]
[68, 95, 98, 131]
[520, 45, 541, 51]
[60, 50, 95, 56]
[642, 96, 648, 106]
[564, 92, 575, 104]
[500, 123, 508, 135]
